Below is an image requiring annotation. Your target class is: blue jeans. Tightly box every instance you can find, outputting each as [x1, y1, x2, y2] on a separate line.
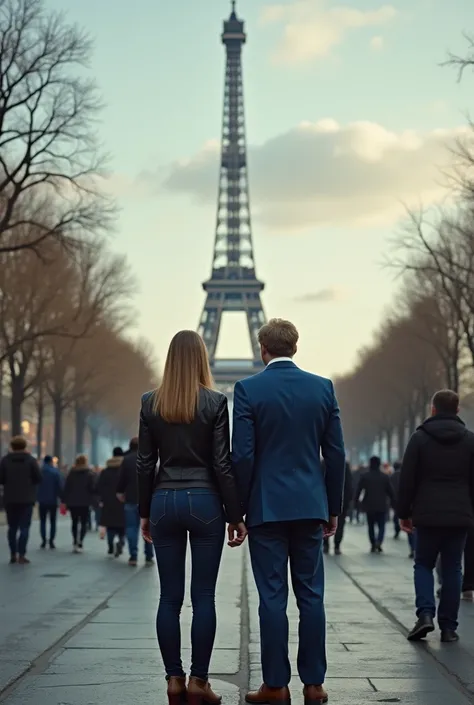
[6, 504, 34, 557]
[150, 489, 225, 680]
[249, 520, 326, 688]
[124, 503, 154, 560]
[415, 526, 467, 631]
[367, 512, 386, 546]
[39, 504, 58, 543]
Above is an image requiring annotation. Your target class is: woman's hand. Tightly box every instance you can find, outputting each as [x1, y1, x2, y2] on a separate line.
[141, 517, 153, 544]
[227, 522, 247, 548]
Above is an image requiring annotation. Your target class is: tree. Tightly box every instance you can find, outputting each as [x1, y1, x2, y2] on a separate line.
[0, 0, 114, 254]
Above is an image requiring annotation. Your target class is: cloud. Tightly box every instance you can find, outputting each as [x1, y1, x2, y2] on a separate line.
[294, 288, 344, 303]
[370, 35, 384, 51]
[158, 119, 468, 231]
[260, 0, 396, 64]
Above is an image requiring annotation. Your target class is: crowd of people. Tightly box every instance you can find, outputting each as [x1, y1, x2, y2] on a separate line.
[1, 318, 474, 705]
[0, 436, 153, 566]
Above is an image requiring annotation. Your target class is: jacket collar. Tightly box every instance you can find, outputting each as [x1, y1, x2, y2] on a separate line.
[265, 359, 297, 371]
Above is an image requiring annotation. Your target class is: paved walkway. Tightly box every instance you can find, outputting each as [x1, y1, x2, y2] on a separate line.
[0, 520, 472, 705]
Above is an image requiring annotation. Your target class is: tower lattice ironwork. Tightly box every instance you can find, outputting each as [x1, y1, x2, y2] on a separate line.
[197, 2, 266, 392]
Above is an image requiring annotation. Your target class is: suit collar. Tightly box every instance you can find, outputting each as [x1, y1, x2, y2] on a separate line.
[265, 360, 297, 371]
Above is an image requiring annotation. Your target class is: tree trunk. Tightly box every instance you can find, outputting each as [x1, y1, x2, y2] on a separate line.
[10, 376, 24, 436]
[53, 397, 63, 462]
[386, 428, 393, 463]
[397, 421, 406, 462]
[75, 404, 87, 454]
[36, 388, 44, 459]
[90, 426, 99, 466]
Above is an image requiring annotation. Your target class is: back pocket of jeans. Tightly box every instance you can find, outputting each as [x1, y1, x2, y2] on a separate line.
[150, 491, 168, 526]
[188, 492, 222, 524]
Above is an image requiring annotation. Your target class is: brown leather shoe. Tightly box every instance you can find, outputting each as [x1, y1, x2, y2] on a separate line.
[187, 677, 222, 705]
[167, 676, 186, 705]
[303, 685, 328, 704]
[245, 684, 291, 704]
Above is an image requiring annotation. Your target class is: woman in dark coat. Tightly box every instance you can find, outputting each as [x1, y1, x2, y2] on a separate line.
[96, 448, 125, 557]
[63, 455, 96, 553]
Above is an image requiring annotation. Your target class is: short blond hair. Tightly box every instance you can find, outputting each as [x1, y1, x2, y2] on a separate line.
[258, 318, 299, 358]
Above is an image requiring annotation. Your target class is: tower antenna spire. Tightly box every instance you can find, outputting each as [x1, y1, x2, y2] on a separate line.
[231, 1, 236, 13]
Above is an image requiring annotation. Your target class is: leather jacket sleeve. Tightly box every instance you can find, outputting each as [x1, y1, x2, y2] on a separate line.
[213, 395, 243, 524]
[137, 400, 158, 519]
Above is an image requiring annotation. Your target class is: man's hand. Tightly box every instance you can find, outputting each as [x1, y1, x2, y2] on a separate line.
[227, 522, 248, 548]
[323, 516, 338, 538]
[141, 518, 153, 544]
[116, 493, 125, 503]
[400, 519, 413, 534]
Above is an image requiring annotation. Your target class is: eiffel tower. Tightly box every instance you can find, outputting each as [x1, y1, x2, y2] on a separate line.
[197, 1, 266, 393]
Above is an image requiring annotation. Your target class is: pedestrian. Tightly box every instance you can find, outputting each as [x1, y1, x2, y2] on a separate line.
[117, 437, 154, 567]
[137, 330, 245, 705]
[350, 465, 365, 524]
[390, 461, 415, 559]
[96, 447, 125, 558]
[356, 456, 394, 553]
[63, 454, 96, 554]
[0, 436, 42, 564]
[37, 454, 63, 549]
[398, 389, 474, 643]
[232, 318, 346, 705]
[324, 461, 353, 555]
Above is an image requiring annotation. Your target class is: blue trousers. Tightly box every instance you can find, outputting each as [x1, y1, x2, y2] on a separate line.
[415, 526, 467, 631]
[6, 503, 33, 557]
[124, 503, 154, 560]
[249, 520, 326, 688]
[150, 489, 225, 680]
[39, 504, 58, 543]
[367, 511, 386, 546]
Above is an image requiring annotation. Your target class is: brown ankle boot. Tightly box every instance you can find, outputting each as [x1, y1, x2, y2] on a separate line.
[303, 684, 328, 704]
[187, 677, 222, 705]
[245, 684, 291, 704]
[167, 676, 186, 705]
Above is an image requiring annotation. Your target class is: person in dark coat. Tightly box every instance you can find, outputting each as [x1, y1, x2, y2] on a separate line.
[37, 455, 64, 549]
[356, 456, 394, 553]
[97, 447, 125, 557]
[63, 454, 96, 553]
[398, 389, 474, 643]
[350, 465, 365, 524]
[324, 461, 353, 555]
[0, 436, 42, 564]
[117, 437, 154, 566]
[391, 461, 415, 558]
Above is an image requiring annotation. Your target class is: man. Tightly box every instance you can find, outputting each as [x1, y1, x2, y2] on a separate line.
[398, 389, 474, 643]
[117, 437, 154, 566]
[323, 461, 353, 555]
[97, 447, 125, 558]
[232, 318, 345, 705]
[356, 456, 394, 553]
[0, 436, 42, 564]
[37, 454, 63, 549]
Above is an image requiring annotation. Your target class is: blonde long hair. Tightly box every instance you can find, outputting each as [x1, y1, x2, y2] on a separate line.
[153, 331, 213, 423]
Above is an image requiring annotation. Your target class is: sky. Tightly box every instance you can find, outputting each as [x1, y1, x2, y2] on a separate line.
[46, 0, 474, 378]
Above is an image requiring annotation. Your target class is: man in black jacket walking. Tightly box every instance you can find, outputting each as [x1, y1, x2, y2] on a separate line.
[398, 390, 474, 643]
[356, 456, 394, 553]
[117, 437, 154, 566]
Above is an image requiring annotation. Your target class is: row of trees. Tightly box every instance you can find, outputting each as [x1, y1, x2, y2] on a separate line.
[335, 38, 474, 462]
[0, 0, 157, 461]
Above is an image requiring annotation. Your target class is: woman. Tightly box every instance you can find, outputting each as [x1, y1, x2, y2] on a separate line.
[96, 448, 125, 558]
[137, 331, 246, 705]
[63, 454, 96, 553]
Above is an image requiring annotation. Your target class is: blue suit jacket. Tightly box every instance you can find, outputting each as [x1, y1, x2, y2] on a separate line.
[231, 361, 346, 528]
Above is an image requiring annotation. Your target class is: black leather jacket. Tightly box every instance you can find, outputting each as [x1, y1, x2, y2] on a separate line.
[137, 387, 242, 524]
